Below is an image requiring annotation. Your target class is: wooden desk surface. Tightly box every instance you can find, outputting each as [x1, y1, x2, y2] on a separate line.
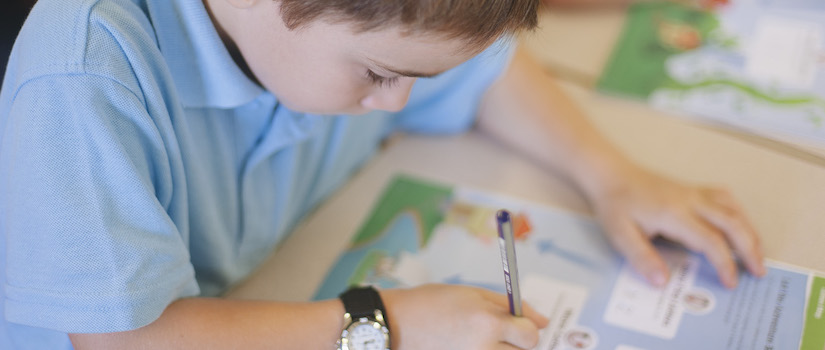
[226, 81, 825, 302]
[521, 7, 627, 87]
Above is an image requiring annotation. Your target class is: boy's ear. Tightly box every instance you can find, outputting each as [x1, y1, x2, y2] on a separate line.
[225, 0, 259, 9]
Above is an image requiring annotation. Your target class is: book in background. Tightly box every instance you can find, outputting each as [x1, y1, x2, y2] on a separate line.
[597, 1, 825, 155]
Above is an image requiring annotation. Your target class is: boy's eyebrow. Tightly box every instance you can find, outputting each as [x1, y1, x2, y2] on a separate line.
[370, 59, 444, 78]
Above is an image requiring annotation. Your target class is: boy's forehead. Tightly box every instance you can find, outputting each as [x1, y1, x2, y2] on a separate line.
[361, 22, 490, 54]
[284, 14, 491, 57]
[346, 25, 489, 70]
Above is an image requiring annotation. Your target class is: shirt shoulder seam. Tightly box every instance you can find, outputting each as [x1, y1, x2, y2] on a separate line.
[9, 68, 146, 110]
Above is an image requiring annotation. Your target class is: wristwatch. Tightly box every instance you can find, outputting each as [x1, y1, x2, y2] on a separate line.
[337, 286, 391, 350]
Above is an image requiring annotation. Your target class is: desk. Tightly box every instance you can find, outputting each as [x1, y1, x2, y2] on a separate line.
[521, 7, 626, 87]
[521, 6, 825, 162]
[226, 79, 825, 302]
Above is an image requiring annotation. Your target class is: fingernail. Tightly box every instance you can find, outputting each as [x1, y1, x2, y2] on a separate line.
[649, 271, 667, 287]
[725, 269, 738, 289]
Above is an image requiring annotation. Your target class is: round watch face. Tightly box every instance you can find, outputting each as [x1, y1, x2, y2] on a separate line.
[343, 320, 388, 350]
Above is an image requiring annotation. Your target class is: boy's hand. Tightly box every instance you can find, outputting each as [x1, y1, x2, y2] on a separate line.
[381, 284, 549, 350]
[478, 45, 764, 290]
[592, 164, 766, 289]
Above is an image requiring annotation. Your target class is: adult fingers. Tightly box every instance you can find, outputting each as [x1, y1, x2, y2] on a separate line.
[697, 189, 766, 277]
[603, 214, 670, 287]
[660, 212, 738, 288]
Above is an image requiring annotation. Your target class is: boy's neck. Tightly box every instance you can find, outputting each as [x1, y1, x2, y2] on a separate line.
[201, 0, 262, 87]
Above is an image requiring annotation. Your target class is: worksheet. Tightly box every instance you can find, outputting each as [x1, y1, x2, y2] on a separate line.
[315, 175, 825, 349]
[598, 0, 825, 150]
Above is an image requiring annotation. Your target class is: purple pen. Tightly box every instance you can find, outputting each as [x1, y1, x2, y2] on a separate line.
[496, 209, 523, 317]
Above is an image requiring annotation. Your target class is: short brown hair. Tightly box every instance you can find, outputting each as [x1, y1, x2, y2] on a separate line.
[278, 0, 540, 49]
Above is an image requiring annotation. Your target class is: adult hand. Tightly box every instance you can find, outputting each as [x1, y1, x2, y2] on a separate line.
[381, 284, 549, 350]
[592, 164, 766, 289]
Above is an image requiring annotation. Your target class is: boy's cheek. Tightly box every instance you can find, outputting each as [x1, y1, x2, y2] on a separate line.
[247, 56, 371, 114]
[276, 88, 367, 115]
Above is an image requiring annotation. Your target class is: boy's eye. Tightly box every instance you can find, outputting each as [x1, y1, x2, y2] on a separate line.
[366, 70, 400, 88]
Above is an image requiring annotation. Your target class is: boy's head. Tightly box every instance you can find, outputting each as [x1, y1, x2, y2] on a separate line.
[206, 0, 539, 115]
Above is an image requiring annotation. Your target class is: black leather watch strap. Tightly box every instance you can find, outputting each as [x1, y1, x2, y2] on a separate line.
[339, 286, 390, 329]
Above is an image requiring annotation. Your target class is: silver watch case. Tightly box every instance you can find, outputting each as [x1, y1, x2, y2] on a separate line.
[337, 310, 390, 350]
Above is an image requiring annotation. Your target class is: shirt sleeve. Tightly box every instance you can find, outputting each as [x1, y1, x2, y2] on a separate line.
[0, 74, 200, 333]
[392, 37, 516, 134]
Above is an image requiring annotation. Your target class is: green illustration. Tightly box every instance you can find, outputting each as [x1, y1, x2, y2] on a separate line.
[597, 2, 825, 138]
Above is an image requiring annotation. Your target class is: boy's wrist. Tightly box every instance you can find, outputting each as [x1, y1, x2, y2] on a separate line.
[564, 143, 639, 205]
[338, 286, 392, 350]
[376, 288, 402, 348]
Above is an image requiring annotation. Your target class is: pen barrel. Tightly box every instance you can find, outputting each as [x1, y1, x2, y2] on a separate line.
[505, 240, 523, 317]
[497, 210, 523, 317]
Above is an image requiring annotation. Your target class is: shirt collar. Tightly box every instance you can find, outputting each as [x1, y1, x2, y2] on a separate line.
[146, 0, 264, 109]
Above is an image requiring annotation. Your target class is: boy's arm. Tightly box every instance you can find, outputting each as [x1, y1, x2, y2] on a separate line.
[476, 46, 765, 288]
[68, 298, 345, 349]
[69, 285, 548, 349]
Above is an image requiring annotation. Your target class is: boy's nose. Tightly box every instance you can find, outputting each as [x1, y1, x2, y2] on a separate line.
[360, 78, 416, 112]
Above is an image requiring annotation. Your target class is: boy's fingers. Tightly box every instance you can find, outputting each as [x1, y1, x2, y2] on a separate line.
[697, 190, 766, 277]
[663, 213, 738, 288]
[479, 288, 517, 310]
[702, 187, 743, 212]
[604, 215, 670, 287]
[500, 316, 541, 350]
[522, 301, 550, 328]
[478, 289, 549, 328]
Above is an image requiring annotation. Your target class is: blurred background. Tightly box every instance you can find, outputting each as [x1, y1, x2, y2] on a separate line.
[2, 0, 37, 81]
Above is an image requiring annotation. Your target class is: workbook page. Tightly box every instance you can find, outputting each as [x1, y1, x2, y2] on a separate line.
[315, 175, 824, 349]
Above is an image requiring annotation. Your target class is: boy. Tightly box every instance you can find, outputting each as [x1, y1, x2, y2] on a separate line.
[0, 0, 765, 349]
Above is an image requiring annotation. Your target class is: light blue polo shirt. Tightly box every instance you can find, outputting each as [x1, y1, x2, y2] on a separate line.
[0, 0, 514, 348]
